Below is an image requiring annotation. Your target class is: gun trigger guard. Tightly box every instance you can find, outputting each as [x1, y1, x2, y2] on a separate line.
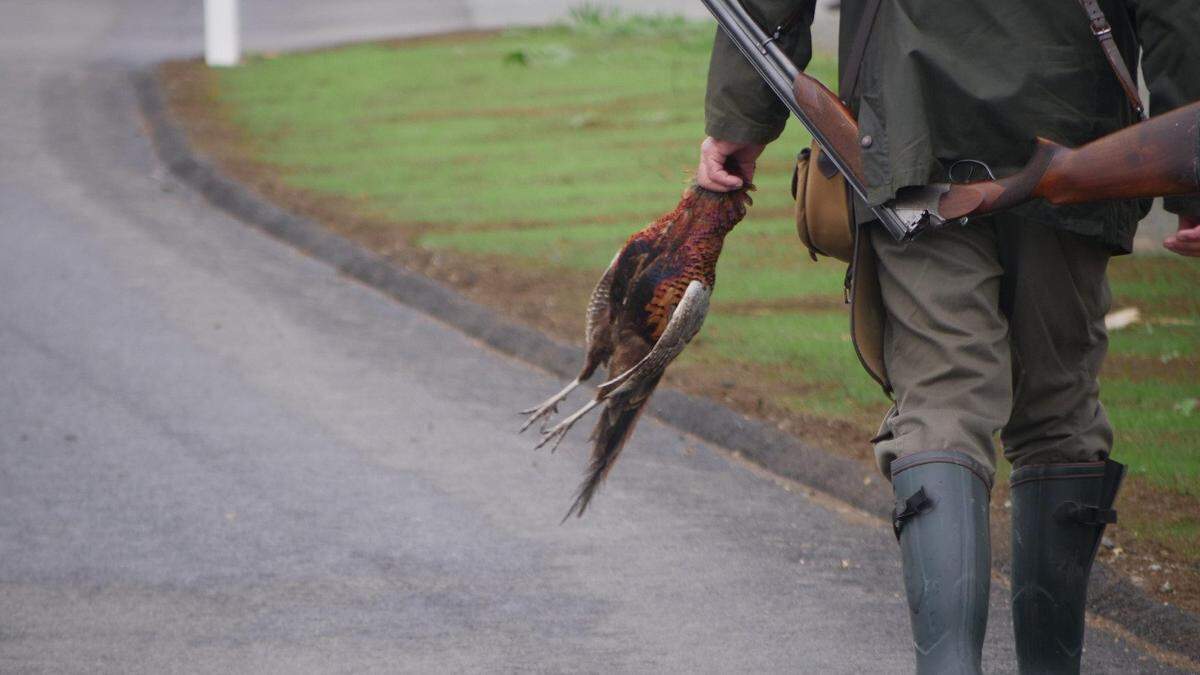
[948, 159, 997, 184]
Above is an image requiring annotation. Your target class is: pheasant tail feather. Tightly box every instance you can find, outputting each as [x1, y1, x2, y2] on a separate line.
[561, 376, 663, 522]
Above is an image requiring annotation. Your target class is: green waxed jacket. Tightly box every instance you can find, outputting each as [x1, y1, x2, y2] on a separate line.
[705, 0, 1200, 251]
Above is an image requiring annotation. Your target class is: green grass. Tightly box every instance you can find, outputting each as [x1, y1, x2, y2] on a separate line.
[1132, 517, 1200, 557]
[1104, 375, 1200, 495]
[208, 14, 1200, 504]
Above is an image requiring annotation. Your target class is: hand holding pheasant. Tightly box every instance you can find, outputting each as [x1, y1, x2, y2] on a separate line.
[520, 183, 751, 519]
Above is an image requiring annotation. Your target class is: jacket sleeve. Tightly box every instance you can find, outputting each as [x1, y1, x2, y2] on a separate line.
[704, 0, 817, 145]
[1131, 0, 1200, 217]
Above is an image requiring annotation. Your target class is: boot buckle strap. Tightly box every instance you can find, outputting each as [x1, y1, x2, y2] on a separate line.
[892, 487, 933, 540]
[1055, 501, 1118, 526]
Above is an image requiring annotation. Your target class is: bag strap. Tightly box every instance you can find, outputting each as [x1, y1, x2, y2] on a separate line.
[840, 0, 885, 101]
[771, 1, 881, 101]
[1075, 0, 1146, 119]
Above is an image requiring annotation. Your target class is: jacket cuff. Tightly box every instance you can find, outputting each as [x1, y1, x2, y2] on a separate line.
[1164, 196, 1200, 218]
[704, 114, 786, 146]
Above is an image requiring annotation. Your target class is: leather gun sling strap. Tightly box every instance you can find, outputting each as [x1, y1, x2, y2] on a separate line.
[1076, 0, 1146, 119]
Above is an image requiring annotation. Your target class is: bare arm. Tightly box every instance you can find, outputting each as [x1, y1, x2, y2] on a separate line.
[1129, 0, 1200, 256]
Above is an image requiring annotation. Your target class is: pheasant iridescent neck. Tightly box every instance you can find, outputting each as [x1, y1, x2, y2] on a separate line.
[663, 184, 752, 236]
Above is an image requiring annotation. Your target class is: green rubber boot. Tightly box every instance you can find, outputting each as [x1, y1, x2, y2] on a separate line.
[1010, 459, 1125, 675]
[890, 451, 992, 675]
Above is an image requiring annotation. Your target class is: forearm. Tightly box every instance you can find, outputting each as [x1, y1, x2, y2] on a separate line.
[704, 0, 816, 145]
[1132, 0, 1200, 216]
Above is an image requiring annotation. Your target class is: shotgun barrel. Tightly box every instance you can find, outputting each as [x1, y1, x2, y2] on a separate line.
[700, 0, 919, 241]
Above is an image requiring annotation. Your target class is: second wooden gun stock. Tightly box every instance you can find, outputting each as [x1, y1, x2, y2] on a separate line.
[939, 102, 1200, 220]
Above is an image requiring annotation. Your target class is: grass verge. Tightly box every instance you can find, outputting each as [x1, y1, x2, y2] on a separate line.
[159, 13, 1200, 611]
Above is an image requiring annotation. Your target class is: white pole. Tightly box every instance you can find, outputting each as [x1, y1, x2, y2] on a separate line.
[204, 0, 240, 67]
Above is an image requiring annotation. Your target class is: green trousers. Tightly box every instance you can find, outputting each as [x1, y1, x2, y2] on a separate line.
[869, 215, 1115, 481]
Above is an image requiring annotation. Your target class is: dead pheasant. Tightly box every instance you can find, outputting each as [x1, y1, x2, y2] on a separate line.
[520, 183, 751, 519]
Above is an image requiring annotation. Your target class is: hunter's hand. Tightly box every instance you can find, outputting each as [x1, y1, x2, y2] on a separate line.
[697, 137, 765, 192]
[1164, 215, 1200, 257]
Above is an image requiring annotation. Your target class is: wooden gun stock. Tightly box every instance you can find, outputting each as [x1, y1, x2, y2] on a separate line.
[792, 73, 864, 181]
[939, 102, 1200, 220]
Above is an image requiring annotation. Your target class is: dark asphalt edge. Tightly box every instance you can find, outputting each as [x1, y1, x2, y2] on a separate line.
[132, 66, 1200, 664]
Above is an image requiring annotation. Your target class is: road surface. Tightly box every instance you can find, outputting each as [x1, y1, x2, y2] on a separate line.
[0, 1, 1180, 673]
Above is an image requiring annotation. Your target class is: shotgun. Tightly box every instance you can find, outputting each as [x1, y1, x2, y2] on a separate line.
[701, 0, 1200, 239]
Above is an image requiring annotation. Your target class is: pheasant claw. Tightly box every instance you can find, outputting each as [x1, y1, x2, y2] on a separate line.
[535, 398, 602, 453]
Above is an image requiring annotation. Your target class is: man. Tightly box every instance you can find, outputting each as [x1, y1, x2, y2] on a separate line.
[697, 1, 1200, 673]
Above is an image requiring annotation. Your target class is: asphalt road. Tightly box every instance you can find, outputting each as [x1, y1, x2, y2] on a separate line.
[0, 1, 1183, 673]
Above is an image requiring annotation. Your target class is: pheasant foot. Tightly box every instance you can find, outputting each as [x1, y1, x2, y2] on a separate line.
[518, 378, 581, 432]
